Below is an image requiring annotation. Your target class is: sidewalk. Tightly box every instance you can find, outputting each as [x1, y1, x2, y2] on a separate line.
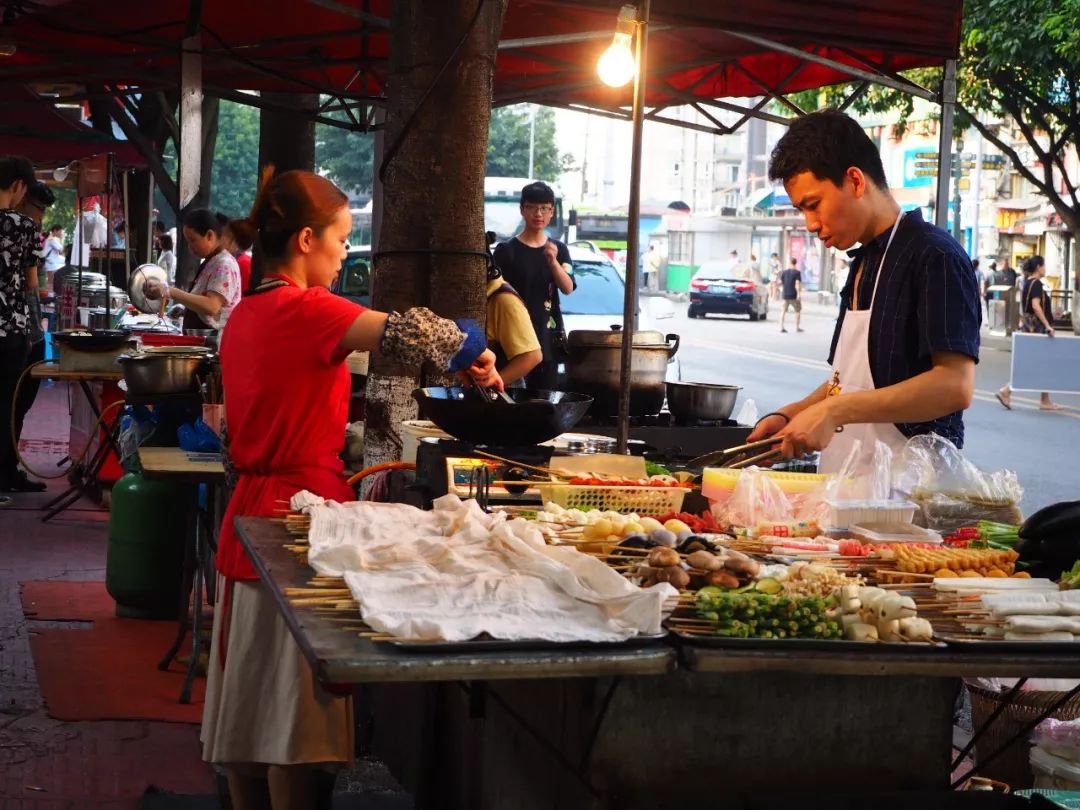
[3, 382, 215, 808]
[4, 383, 413, 808]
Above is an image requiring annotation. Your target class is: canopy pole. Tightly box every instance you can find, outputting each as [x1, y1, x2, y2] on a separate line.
[934, 59, 957, 231]
[617, 0, 650, 455]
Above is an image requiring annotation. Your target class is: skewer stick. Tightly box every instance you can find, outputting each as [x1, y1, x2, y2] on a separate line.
[472, 450, 570, 479]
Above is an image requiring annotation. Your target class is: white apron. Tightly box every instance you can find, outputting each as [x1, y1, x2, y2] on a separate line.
[817, 213, 909, 475]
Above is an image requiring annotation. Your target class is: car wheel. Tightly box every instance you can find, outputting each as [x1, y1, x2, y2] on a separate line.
[687, 306, 698, 319]
[759, 305, 767, 321]
[748, 310, 759, 322]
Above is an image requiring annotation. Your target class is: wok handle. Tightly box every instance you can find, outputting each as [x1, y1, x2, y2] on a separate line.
[665, 333, 680, 359]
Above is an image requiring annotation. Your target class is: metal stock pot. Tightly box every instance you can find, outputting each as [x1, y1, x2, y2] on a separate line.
[564, 328, 680, 416]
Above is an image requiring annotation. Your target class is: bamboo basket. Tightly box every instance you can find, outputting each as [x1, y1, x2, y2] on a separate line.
[967, 683, 1080, 788]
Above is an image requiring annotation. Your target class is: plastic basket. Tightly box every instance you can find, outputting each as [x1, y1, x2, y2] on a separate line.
[967, 683, 1080, 788]
[535, 483, 687, 515]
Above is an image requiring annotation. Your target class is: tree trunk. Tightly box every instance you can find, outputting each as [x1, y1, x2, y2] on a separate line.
[258, 93, 318, 173]
[362, 0, 508, 473]
[1057, 209, 1080, 335]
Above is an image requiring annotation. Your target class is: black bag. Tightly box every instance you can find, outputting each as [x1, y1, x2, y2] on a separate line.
[549, 287, 570, 362]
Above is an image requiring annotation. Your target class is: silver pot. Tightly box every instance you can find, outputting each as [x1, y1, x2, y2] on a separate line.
[565, 328, 680, 416]
[666, 381, 741, 422]
[117, 350, 208, 394]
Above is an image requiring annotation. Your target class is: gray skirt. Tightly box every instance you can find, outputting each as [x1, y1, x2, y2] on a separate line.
[201, 575, 354, 766]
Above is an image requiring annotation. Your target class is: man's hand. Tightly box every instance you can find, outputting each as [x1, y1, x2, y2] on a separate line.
[777, 399, 840, 458]
[543, 240, 559, 266]
[746, 413, 788, 443]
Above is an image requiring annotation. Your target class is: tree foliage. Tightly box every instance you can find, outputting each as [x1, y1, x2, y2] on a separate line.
[315, 108, 375, 197]
[209, 99, 260, 217]
[486, 104, 572, 180]
[788, 0, 1080, 240]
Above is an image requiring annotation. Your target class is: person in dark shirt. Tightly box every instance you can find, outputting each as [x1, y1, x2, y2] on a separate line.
[0, 155, 39, 499]
[747, 110, 981, 473]
[492, 182, 575, 389]
[997, 255, 1061, 412]
[779, 257, 803, 334]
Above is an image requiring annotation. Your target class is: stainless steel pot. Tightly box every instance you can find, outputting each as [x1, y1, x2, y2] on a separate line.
[666, 381, 741, 422]
[117, 350, 208, 394]
[565, 328, 680, 416]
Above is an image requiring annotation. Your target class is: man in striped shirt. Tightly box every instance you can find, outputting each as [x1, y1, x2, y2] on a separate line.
[747, 110, 981, 468]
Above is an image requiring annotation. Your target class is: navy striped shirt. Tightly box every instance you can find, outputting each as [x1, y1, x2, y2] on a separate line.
[828, 209, 981, 447]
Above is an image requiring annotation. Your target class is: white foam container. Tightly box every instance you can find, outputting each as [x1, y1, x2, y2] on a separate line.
[826, 499, 916, 530]
[1031, 746, 1080, 790]
[850, 522, 943, 544]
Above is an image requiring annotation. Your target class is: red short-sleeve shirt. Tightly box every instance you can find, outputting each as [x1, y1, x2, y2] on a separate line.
[216, 275, 366, 579]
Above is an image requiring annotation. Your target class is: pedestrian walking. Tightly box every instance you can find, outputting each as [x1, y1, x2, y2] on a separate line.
[779, 257, 803, 333]
[997, 255, 1062, 412]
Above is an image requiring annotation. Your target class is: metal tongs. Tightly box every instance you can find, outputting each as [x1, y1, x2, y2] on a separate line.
[687, 435, 785, 470]
[468, 373, 515, 404]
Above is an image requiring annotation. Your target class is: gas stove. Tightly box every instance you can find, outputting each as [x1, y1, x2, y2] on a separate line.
[411, 439, 556, 509]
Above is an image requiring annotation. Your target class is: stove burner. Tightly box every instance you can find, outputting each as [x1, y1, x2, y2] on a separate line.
[578, 412, 739, 429]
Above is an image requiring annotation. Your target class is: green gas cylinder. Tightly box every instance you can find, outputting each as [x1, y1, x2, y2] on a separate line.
[106, 472, 189, 619]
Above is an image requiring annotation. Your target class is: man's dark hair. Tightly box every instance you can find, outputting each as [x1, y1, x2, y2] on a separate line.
[0, 155, 35, 191]
[27, 181, 55, 208]
[768, 110, 888, 189]
[520, 181, 555, 206]
[47, 223, 63, 233]
[154, 221, 166, 234]
[115, 220, 126, 233]
[160, 234, 173, 251]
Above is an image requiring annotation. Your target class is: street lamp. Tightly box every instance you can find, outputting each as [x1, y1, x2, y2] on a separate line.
[598, 1, 650, 452]
[597, 5, 638, 88]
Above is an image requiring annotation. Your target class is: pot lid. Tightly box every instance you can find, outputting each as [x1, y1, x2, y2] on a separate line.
[566, 328, 669, 348]
[129, 263, 169, 315]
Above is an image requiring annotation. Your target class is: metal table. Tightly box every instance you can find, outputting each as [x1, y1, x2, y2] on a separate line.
[30, 363, 124, 521]
[138, 446, 225, 704]
[235, 516, 1080, 809]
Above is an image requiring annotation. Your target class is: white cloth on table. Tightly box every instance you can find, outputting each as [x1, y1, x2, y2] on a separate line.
[293, 493, 676, 643]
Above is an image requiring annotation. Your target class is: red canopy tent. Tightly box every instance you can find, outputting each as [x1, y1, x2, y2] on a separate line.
[0, 85, 144, 166]
[0, 0, 960, 131]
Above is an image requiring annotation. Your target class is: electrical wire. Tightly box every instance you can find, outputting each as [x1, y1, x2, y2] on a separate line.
[10, 360, 126, 481]
[377, 0, 488, 184]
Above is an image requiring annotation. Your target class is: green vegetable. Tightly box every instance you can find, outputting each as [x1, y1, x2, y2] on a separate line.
[694, 590, 838, 640]
[1062, 560, 1080, 590]
[645, 461, 672, 477]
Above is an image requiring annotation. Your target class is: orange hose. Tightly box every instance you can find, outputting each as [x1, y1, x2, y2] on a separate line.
[346, 461, 416, 486]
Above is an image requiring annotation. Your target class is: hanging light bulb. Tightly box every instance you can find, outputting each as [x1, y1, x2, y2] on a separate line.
[597, 5, 638, 88]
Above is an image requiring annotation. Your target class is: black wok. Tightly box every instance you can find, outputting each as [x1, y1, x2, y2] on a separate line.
[412, 387, 593, 446]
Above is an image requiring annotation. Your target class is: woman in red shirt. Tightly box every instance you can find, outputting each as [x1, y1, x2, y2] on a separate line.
[224, 217, 254, 293]
[200, 167, 500, 807]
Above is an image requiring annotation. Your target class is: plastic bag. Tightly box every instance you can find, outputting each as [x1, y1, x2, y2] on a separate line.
[178, 418, 221, 453]
[735, 397, 758, 428]
[798, 439, 896, 526]
[718, 466, 794, 533]
[893, 434, 1023, 532]
[118, 406, 159, 471]
[1033, 718, 1080, 762]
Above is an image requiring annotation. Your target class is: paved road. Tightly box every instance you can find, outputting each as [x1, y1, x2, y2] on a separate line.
[665, 296, 1080, 515]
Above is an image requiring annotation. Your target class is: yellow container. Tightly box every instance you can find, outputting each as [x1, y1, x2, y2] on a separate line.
[701, 468, 830, 500]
